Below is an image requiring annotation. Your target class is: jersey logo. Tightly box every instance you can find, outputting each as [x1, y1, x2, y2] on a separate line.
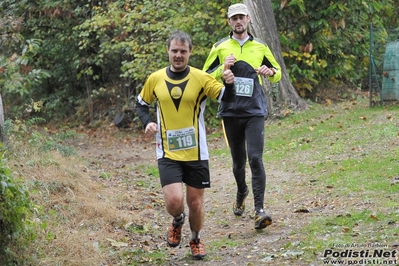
[165, 80, 188, 111]
[170, 86, 182, 99]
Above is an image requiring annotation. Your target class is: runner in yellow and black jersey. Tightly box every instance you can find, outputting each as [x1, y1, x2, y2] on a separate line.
[137, 65, 231, 162]
[136, 30, 235, 259]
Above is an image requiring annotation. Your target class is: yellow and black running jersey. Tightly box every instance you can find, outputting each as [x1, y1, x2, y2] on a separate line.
[137, 66, 229, 161]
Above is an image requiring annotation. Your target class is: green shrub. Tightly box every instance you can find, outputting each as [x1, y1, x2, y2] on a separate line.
[0, 159, 34, 264]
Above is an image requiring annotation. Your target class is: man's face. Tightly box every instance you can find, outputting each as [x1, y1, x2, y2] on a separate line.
[167, 39, 192, 72]
[228, 14, 250, 34]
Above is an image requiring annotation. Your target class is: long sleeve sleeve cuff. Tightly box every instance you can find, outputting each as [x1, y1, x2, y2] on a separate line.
[221, 82, 236, 102]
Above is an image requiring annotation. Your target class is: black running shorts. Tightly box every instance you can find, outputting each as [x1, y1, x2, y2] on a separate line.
[157, 158, 210, 188]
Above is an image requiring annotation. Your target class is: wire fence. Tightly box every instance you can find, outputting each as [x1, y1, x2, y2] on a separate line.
[369, 24, 399, 106]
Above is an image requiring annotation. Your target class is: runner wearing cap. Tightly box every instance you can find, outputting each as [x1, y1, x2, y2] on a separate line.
[203, 3, 281, 230]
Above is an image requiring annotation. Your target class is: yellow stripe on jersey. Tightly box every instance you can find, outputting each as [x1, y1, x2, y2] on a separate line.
[139, 66, 225, 161]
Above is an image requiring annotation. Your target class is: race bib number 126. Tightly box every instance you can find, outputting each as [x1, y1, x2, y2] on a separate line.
[235, 77, 254, 97]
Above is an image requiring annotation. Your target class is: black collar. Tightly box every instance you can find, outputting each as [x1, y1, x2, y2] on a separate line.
[229, 31, 254, 41]
[166, 66, 190, 80]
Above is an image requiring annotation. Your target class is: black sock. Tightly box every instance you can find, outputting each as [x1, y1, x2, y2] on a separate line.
[174, 213, 184, 224]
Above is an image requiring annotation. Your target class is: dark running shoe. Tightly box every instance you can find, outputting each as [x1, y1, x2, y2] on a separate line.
[233, 187, 249, 216]
[190, 238, 207, 259]
[166, 213, 185, 247]
[254, 209, 272, 229]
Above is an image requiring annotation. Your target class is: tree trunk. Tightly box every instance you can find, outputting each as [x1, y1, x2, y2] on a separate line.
[244, 0, 308, 116]
[0, 93, 5, 143]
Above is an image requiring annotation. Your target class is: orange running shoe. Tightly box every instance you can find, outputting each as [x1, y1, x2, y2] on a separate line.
[190, 239, 207, 259]
[166, 213, 185, 247]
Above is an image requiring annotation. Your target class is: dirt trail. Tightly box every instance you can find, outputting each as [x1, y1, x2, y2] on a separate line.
[73, 127, 310, 266]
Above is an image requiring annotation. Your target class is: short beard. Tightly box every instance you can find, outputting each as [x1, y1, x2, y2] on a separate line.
[233, 28, 246, 34]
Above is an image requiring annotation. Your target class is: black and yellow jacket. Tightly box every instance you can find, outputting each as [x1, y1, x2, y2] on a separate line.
[203, 32, 281, 117]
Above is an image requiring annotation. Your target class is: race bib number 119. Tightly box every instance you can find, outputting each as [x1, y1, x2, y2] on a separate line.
[167, 127, 197, 151]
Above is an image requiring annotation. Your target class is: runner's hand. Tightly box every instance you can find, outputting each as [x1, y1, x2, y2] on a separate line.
[222, 63, 235, 84]
[255, 65, 275, 77]
[224, 53, 236, 70]
[145, 122, 158, 136]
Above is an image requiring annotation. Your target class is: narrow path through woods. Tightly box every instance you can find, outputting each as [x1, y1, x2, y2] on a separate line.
[71, 127, 318, 265]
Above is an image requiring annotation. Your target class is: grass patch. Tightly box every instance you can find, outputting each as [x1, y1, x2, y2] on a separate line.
[209, 236, 245, 249]
[298, 209, 399, 262]
[136, 164, 159, 177]
[209, 147, 230, 157]
[263, 100, 399, 263]
[121, 247, 168, 265]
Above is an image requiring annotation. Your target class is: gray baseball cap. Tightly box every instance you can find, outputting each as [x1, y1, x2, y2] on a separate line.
[228, 3, 248, 18]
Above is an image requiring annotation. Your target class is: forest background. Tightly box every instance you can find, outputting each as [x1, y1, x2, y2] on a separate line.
[1, 0, 399, 265]
[1, 0, 398, 126]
